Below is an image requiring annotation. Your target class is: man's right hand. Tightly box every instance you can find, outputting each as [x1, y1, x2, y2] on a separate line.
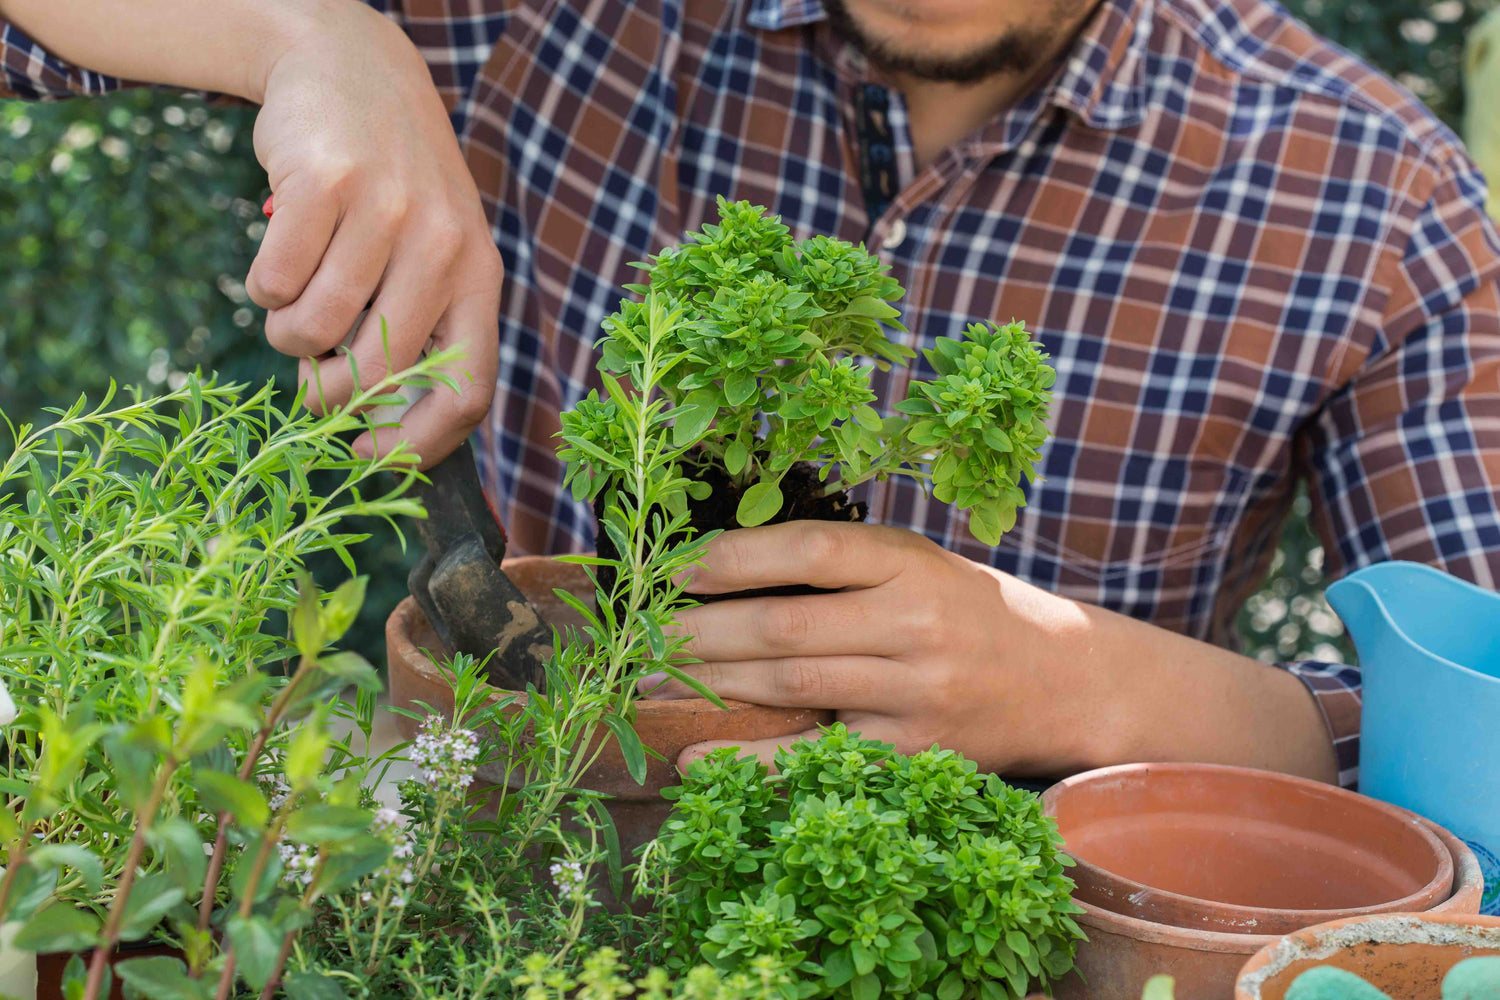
[0, 0, 501, 467]
[247, 3, 500, 467]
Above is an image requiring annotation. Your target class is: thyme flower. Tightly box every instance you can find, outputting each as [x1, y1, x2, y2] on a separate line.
[408, 717, 480, 790]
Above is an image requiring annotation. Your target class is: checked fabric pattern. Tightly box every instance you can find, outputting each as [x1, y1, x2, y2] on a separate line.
[7, 0, 1500, 788]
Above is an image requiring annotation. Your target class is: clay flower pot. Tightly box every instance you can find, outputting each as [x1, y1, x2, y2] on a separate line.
[385, 555, 832, 857]
[36, 942, 185, 1000]
[1039, 763, 1481, 1000]
[1235, 911, 1500, 999]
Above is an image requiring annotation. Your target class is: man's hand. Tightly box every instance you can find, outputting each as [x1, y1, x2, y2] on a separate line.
[649, 521, 1339, 783]
[0, 0, 501, 468]
[249, 5, 500, 466]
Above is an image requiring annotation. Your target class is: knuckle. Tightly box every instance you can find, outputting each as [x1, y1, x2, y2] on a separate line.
[425, 215, 467, 261]
[774, 658, 823, 701]
[452, 383, 494, 426]
[759, 600, 814, 650]
[798, 523, 847, 569]
[904, 604, 944, 646]
[247, 263, 303, 307]
[307, 157, 359, 198]
[368, 185, 411, 230]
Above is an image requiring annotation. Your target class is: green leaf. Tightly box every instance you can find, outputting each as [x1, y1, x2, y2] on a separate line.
[843, 296, 900, 320]
[118, 873, 185, 942]
[936, 970, 964, 1000]
[725, 439, 750, 476]
[13, 903, 98, 953]
[672, 389, 719, 447]
[226, 913, 280, 991]
[586, 797, 625, 903]
[283, 971, 349, 1000]
[982, 425, 1014, 453]
[116, 956, 211, 1000]
[291, 572, 324, 660]
[1142, 976, 1176, 1000]
[660, 666, 727, 709]
[286, 723, 331, 791]
[320, 576, 367, 644]
[723, 371, 757, 406]
[850, 971, 880, 1000]
[317, 651, 383, 693]
[196, 771, 270, 828]
[601, 714, 647, 785]
[735, 480, 784, 527]
[28, 845, 104, 895]
[285, 804, 371, 844]
[3, 862, 57, 924]
[147, 818, 208, 896]
[315, 835, 391, 895]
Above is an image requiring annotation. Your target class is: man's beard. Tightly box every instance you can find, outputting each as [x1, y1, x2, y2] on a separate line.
[820, 0, 1077, 85]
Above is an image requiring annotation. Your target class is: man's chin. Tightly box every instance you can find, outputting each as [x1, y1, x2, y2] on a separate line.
[821, 0, 1048, 83]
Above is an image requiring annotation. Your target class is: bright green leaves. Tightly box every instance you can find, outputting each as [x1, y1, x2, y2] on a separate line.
[570, 202, 1051, 547]
[645, 724, 1084, 1000]
[901, 320, 1056, 546]
[735, 481, 785, 528]
[13, 903, 99, 953]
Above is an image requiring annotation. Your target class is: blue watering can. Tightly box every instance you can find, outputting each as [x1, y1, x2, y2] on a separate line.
[1326, 561, 1500, 915]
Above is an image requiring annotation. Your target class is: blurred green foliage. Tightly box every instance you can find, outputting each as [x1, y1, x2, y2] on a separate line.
[0, 91, 416, 667]
[0, 0, 1492, 666]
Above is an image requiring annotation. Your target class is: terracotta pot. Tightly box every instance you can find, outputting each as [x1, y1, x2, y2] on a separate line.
[36, 943, 183, 1000]
[1234, 911, 1500, 999]
[1047, 763, 1453, 933]
[1040, 763, 1480, 1000]
[385, 555, 833, 858]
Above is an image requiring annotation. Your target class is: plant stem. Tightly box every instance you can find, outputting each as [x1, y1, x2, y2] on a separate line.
[82, 756, 178, 1000]
[257, 852, 326, 1000]
[213, 812, 288, 1000]
[197, 659, 311, 935]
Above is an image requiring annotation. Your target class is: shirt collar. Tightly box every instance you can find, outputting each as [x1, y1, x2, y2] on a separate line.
[746, 0, 1152, 135]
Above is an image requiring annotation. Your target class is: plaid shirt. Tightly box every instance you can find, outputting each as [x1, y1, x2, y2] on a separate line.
[6, 0, 1500, 788]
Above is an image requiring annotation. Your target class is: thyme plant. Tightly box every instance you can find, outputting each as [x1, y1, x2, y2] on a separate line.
[564, 198, 1056, 543]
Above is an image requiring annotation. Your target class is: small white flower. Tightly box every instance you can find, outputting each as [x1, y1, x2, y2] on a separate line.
[0, 678, 17, 727]
[407, 717, 480, 790]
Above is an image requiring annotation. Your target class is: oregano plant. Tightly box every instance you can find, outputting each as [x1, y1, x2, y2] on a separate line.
[638, 725, 1085, 1000]
[562, 197, 1056, 545]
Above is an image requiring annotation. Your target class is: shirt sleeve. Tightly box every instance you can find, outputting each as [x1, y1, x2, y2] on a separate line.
[1291, 149, 1500, 790]
[0, 19, 127, 99]
[1, 1, 408, 101]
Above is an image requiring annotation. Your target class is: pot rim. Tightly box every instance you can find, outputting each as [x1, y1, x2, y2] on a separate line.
[1232, 910, 1500, 1000]
[1043, 762, 1452, 927]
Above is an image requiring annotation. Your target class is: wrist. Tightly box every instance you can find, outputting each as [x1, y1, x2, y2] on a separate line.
[248, 0, 408, 103]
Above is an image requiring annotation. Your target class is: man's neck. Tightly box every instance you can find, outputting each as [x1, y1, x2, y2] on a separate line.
[890, 3, 1102, 171]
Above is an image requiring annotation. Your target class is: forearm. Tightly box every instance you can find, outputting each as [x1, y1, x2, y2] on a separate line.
[1010, 572, 1340, 782]
[0, 0, 364, 102]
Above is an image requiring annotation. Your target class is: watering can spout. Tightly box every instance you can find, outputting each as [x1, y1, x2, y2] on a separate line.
[1324, 566, 1402, 659]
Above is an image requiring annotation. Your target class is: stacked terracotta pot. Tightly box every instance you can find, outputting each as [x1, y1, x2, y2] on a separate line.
[1040, 763, 1486, 1000]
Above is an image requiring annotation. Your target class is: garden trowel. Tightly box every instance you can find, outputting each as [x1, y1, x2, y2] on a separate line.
[404, 440, 552, 692]
[261, 196, 551, 692]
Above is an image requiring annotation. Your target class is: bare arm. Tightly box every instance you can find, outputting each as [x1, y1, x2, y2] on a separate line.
[0, 0, 502, 468]
[0, 0, 302, 101]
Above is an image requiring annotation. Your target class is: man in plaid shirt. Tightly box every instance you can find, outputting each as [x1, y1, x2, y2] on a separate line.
[3, 0, 1497, 789]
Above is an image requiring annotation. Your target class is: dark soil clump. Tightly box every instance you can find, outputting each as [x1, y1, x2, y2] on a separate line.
[592, 457, 866, 614]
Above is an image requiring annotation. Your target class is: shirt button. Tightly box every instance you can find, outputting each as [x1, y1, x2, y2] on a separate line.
[881, 217, 907, 251]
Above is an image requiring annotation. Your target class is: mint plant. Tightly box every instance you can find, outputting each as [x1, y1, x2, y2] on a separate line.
[563, 198, 1055, 544]
[640, 725, 1085, 1000]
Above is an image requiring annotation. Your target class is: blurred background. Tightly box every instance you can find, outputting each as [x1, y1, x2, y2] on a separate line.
[1, 0, 1495, 667]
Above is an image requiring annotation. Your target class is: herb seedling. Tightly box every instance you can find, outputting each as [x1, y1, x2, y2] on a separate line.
[562, 198, 1056, 545]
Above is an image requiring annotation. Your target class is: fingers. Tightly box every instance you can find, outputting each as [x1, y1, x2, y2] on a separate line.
[264, 202, 400, 362]
[681, 521, 918, 595]
[245, 179, 341, 312]
[348, 277, 501, 468]
[673, 587, 906, 661]
[677, 729, 823, 773]
[642, 656, 912, 709]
